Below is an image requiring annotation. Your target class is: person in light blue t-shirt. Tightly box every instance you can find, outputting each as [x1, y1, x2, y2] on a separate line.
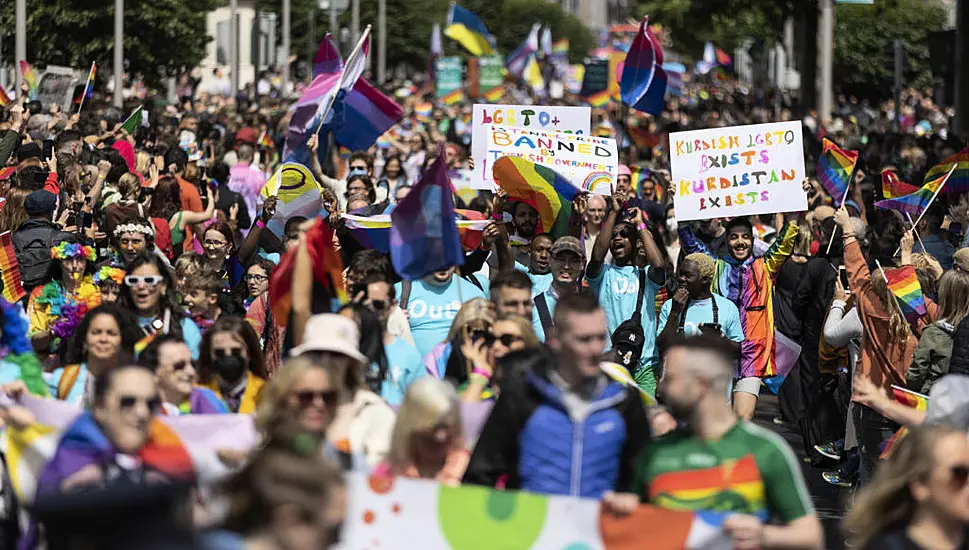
[513, 233, 554, 297]
[532, 237, 586, 342]
[585, 196, 667, 396]
[657, 253, 744, 347]
[394, 268, 489, 358]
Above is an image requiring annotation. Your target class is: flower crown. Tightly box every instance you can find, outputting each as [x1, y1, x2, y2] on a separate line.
[51, 242, 97, 262]
[94, 266, 126, 285]
[113, 222, 154, 237]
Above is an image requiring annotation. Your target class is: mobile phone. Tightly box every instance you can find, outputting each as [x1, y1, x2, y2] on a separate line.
[42, 139, 54, 161]
[839, 266, 850, 291]
[64, 211, 77, 228]
[80, 212, 93, 230]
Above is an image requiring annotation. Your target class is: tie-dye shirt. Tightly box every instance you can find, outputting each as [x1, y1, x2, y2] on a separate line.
[633, 420, 813, 523]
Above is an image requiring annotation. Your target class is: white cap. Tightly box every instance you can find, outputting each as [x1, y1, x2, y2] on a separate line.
[289, 313, 367, 364]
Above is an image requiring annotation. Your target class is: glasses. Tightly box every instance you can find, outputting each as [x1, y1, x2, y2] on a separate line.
[204, 239, 229, 248]
[367, 299, 388, 311]
[124, 275, 163, 287]
[170, 360, 192, 371]
[469, 329, 495, 346]
[494, 334, 524, 347]
[949, 465, 969, 488]
[294, 389, 340, 409]
[118, 394, 162, 414]
[246, 273, 269, 283]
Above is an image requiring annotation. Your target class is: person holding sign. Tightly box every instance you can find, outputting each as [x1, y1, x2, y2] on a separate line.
[679, 216, 800, 420]
[586, 188, 667, 397]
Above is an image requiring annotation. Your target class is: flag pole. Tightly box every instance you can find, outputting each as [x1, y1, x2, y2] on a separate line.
[77, 62, 96, 117]
[824, 165, 855, 256]
[905, 212, 926, 254]
[892, 163, 957, 256]
[314, 25, 373, 137]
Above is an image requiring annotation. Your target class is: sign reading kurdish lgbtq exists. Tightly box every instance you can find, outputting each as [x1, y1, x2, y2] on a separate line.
[485, 126, 618, 194]
[669, 121, 807, 222]
[471, 104, 591, 189]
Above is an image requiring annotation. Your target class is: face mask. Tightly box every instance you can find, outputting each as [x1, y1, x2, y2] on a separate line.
[665, 217, 677, 233]
[214, 355, 247, 382]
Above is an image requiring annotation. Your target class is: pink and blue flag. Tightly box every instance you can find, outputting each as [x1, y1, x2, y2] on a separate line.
[390, 145, 463, 280]
[313, 33, 343, 78]
[620, 16, 667, 115]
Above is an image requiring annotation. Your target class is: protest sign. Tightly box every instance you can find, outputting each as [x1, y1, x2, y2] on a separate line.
[478, 55, 504, 102]
[580, 58, 609, 106]
[669, 121, 807, 222]
[339, 473, 732, 550]
[36, 65, 80, 112]
[482, 125, 617, 194]
[435, 56, 464, 104]
[566, 64, 585, 94]
[471, 104, 590, 189]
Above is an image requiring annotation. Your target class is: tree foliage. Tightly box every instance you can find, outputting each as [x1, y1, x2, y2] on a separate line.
[834, 0, 947, 98]
[0, 0, 220, 86]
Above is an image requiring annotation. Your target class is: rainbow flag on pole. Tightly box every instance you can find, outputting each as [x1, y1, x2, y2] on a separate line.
[0, 232, 25, 303]
[884, 265, 927, 323]
[874, 166, 953, 217]
[492, 156, 580, 239]
[926, 148, 969, 195]
[816, 137, 858, 205]
[880, 386, 929, 459]
[19, 61, 38, 100]
[880, 169, 920, 199]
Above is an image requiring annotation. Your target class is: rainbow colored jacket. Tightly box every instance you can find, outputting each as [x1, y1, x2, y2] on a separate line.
[679, 222, 799, 377]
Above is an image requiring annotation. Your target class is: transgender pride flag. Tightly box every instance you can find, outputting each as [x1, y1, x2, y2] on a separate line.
[620, 16, 667, 115]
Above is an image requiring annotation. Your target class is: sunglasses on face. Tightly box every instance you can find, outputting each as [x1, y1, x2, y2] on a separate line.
[294, 389, 340, 409]
[469, 329, 495, 346]
[118, 394, 162, 413]
[367, 299, 388, 311]
[949, 464, 969, 488]
[493, 333, 524, 347]
[170, 360, 192, 371]
[124, 275, 163, 287]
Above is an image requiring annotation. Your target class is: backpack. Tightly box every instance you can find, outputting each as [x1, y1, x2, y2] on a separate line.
[610, 269, 647, 371]
[15, 230, 56, 291]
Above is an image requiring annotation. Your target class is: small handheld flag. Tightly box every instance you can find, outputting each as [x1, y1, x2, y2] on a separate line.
[0, 232, 26, 304]
[923, 147, 969, 195]
[491, 156, 580, 239]
[19, 61, 38, 100]
[880, 169, 920, 199]
[883, 264, 928, 323]
[880, 386, 930, 459]
[77, 62, 97, 115]
[119, 106, 144, 135]
[875, 165, 955, 218]
[817, 137, 858, 207]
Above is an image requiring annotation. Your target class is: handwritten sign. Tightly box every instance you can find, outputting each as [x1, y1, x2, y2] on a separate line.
[435, 57, 464, 104]
[471, 104, 590, 189]
[477, 56, 503, 101]
[669, 121, 807, 222]
[37, 66, 80, 112]
[484, 126, 617, 194]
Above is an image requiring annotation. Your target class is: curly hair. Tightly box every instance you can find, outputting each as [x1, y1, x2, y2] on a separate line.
[684, 252, 716, 282]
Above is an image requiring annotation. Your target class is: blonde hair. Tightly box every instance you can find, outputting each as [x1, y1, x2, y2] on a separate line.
[495, 313, 540, 348]
[937, 269, 969, 327]
[871, 268, 913, 343]
[117, 172, 141, 201]
[446, 297, 495, 341]
[254, 356, 357, 435]
[387, 378, 462, 471]
[173, 252, 207, 280]
[793, 224, 813, 256]
[845, 425, 963, 548]
[135, 151, 151, 176]
[683, 252, 716, 282]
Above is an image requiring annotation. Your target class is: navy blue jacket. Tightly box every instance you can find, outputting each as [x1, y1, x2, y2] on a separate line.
[462, 348, 651, 498]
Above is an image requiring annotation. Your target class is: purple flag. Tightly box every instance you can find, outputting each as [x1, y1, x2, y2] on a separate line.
[314, 33, 344, 78]
[390, 145, 463, 280]
[620, 16, 667, 115]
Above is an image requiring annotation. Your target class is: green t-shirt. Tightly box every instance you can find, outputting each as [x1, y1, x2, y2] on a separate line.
[633, 420, 813, 523]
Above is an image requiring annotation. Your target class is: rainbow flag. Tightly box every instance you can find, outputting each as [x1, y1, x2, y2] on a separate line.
[78, 62, 96, 110]
[482, 85, 504, 103]
[585, 89, 610, 108]
[880, 386, 929, 459]
[0, 88, 10, 108]
[441, 88, 464, 105]
[19, 61, 38, 100]
[816, 137, 858, 205]
[390, 146, 463, 280]
[551, 38, 569, 57]
[414, 102, 433, 122]
[492, 156, 580, 239]
[884, 265, 927, 323]
[880, 169, 919, 199]
[133, 332, 155, 357]
[630, 166, 664, 202]
[874, 166, 953, 217]
[628, 125, 661, 148]
[619, 16, 667, 115]
[313, 32, 344, 78]
[925, 147, 969, 195]
[444, 3, 497, 56]
[0, 232, 25, 304]
[257, 132, 274, 149]
[269, 218, 346, 326]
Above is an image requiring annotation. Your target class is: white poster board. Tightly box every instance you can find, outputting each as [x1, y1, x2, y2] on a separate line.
[669, 121, 807, 222]
[485, 126, 618, 194]
[472, 104, 590, 189]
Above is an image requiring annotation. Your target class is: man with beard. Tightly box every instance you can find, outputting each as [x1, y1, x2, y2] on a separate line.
[510, 202, 540, 264]
[603, 333, 822, 550]
[531, 237, 585, 342]
[679, 216, 799, 421]
[587, 189, 667, 397]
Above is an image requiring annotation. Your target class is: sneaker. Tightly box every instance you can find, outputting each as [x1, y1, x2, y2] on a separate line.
[822, 470, 853, 488]
[815, 442, 842, 461]
[772, 416, 788, 426]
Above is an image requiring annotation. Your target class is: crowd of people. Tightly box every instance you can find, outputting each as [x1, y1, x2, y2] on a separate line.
[0, 45, 966, 550]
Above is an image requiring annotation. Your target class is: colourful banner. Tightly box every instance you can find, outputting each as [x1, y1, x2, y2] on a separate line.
[580, 58, 610, 107]
[436, 56, 465, 104]
[342, 473, 732, 549]
[669, 121, 807, 222]
[260, 163, 325, 238]
[482, 126, 617, 194]
[478, 56, 504, 103]
[471, 104, 590, 189]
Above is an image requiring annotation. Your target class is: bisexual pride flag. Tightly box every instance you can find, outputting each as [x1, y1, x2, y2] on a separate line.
[619, 16, 667, 116]
[314, 33, 344, 78]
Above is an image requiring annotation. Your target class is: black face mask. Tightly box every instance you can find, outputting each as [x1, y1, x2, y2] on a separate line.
[214, 355, 247, 382]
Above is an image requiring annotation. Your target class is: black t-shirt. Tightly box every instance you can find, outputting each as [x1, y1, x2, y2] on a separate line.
[864, 529, 969, 550]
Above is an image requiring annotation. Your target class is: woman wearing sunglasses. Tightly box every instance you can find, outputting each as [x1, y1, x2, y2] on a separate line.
[138, 333, 229, 415]
[461, 313, 539, 402]
[119, 252, 203, 359]
[45, 304, 142, 406]
[423, 298, 496, 391]
[197, 316, 267, 414]
[373, 378, 468, 485]
[27, 239, 101, 358]
[846, 424, 969, 549]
